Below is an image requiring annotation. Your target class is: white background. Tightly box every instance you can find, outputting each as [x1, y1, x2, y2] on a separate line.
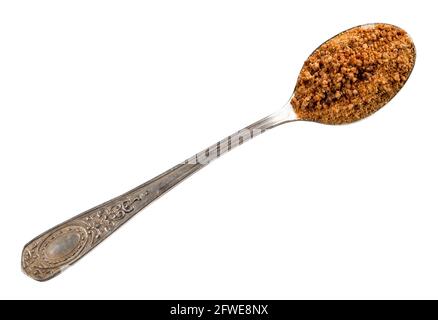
[1, 0, 437, 299]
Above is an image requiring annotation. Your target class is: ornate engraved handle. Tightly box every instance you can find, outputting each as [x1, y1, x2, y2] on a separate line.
[21, 163, 203, 281]
[22, 105, 295, 281]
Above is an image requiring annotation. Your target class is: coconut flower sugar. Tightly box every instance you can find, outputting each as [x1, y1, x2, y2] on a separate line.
[291, 24, 415, 124]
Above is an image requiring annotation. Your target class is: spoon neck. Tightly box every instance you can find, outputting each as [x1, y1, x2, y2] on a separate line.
[185, 102, 297, 166]
[250, 102, 298, 131]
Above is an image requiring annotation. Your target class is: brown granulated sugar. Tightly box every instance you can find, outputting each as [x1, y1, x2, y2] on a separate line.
[291, 24, 415, 124]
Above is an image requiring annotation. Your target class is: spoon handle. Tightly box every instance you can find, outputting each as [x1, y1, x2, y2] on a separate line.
[22, 104, 296, 281]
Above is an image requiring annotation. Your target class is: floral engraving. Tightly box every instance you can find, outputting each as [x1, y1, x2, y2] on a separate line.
[83, 194, 144, 244]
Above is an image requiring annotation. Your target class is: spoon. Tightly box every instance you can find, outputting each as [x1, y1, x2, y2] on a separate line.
[22, 23, 416, 281]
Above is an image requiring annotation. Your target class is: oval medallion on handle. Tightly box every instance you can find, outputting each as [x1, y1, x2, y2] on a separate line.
[40, 226, 89, 266]
[46, 232, 81, 260]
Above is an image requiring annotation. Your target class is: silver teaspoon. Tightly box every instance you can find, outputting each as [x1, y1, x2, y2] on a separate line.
[22, 23, 415, 281]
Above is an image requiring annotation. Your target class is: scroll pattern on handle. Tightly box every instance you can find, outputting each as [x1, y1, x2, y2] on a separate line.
[21, 187, 149, 281]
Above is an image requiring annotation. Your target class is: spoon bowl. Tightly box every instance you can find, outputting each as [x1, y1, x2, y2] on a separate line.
[290, 23, 416, 124]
